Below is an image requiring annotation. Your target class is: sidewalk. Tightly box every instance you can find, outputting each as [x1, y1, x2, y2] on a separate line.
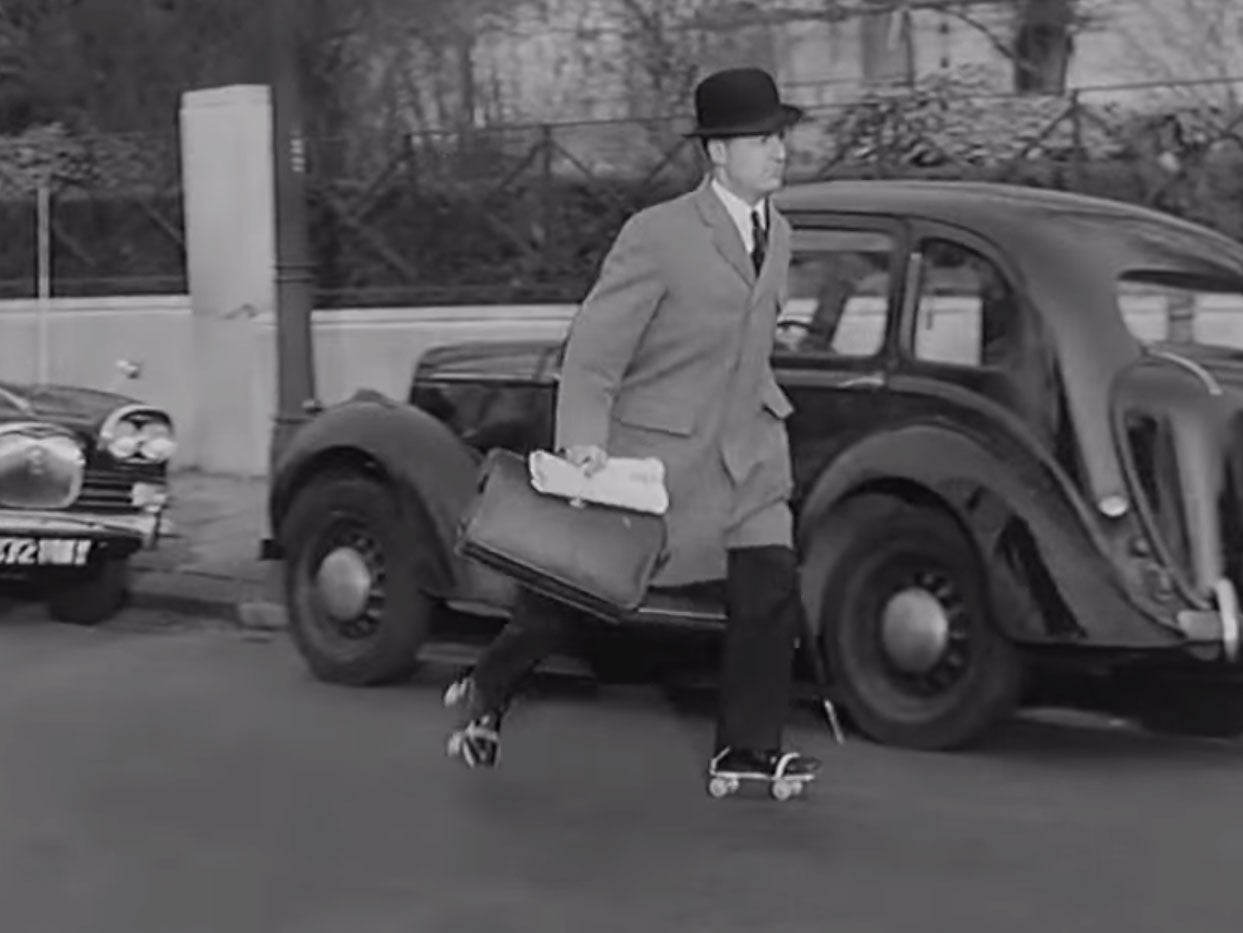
[129, 472, 288, 630]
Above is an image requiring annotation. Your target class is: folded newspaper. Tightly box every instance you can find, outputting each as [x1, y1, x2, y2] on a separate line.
[528, 450, 669, 516]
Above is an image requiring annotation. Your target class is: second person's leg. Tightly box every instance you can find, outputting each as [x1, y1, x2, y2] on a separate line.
[446, 587, 584, 767]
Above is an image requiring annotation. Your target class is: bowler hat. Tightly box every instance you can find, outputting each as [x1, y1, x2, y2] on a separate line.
[686, 67, 805, 138]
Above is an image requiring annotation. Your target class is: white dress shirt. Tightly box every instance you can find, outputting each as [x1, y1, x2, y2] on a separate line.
[711, 178, 767, 254]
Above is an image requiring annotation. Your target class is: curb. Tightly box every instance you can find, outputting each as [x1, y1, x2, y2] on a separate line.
[130, 570, 288, 631]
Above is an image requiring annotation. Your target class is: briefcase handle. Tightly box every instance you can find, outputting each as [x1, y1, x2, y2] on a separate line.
[476, 448, 507, 492]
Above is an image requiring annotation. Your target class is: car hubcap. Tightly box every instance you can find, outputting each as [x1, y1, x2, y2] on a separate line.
[880, 587, 951, 674]
[316, 546, 373, 623]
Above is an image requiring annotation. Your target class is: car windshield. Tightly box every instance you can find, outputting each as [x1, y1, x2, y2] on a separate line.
[1118, 270, 1243, 349]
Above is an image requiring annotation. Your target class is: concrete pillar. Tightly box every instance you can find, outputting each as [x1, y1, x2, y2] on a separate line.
[180, 85, 277, 475]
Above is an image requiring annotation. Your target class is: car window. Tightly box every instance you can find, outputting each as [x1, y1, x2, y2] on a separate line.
[913, 239, 1020, 368]
[1117, 271, 1243, 349]
[777, 229, 893, 358]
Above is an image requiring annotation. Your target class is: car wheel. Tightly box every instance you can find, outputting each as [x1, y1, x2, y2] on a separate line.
[47, 557, 130, 626]
[280, 471, 434, 686]
[818, 495, 1023, 750]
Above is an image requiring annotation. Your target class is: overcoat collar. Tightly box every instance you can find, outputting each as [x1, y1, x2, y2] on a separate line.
[691, 177, 784, 292]
[693, 177, 755, 286]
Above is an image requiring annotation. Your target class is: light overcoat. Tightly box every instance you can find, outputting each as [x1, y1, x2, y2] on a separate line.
[554, 177, 796, 586]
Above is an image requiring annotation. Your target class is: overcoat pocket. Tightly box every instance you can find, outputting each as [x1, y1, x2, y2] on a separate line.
[612, 392, 696, 436]
[761, 380, 794, 420]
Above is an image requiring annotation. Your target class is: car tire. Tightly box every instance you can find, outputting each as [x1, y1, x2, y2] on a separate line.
[817, 494, 1023, 750]
[47, 557, 130, 626]
[280, 471, 434, 686]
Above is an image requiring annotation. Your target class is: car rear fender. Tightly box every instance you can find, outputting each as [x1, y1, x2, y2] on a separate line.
[269, 393, 485, 599]
[796, 424, 1172, 648]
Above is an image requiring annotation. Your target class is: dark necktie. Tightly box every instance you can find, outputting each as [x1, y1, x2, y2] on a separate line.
[750, 207, 767, 275]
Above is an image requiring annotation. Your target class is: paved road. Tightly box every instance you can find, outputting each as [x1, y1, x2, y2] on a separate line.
[2, 604, 1243, 933]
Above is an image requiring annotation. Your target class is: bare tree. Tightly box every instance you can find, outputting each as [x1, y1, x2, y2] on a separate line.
[355, 0, 543, 133]
[676, 1, 1090, 95]
[887, 1, 1087, 94]
[1114, 0, 1243, 110]
[0, 0, 389, 136]
[0, 0, 96, 131]
[613, 0, 714, 114]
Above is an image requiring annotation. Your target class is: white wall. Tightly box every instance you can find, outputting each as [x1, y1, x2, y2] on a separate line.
[0, 298, 574, 476]
[0, 295, 198, 470]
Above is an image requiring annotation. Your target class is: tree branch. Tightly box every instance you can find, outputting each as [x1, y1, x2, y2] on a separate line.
[938, 2, 1018, 63]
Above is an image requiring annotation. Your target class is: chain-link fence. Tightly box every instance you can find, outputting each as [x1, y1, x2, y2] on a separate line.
[0, 128, 186, 299]
[306, 118, 704, 307]
[309, 76, 1243, 308]
[1, 76, 1241, 306]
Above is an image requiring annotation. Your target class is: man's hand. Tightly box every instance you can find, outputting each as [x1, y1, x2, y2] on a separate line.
[562, 444, 608, 477]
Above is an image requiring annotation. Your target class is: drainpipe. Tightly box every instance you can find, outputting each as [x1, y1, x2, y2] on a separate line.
[268, 0, 318, 471]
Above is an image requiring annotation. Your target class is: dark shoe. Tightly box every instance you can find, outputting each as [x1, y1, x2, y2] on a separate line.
[710, 747, 821, 780]
[444, 674, 504, 769]
[446, 711, 502, 768]
[444, 673, 486, 721]
[707, 747, 821, 798]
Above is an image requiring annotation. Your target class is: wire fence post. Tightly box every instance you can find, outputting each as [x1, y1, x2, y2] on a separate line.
[540, 124, 554, 280]
[36, 172, 52, 386]
[1069, 90, 1084, 192]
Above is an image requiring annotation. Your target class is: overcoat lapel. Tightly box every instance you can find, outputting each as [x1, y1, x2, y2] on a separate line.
[692, 180, 755, 288]
[752, 205, 787, 302]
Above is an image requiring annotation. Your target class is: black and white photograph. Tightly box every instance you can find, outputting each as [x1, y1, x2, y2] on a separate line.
[2, 1, 1243, 930]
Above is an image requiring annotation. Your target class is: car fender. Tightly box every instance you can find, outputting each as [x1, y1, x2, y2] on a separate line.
[269, 392, 486, 600]
[795, 423, 1172, 648]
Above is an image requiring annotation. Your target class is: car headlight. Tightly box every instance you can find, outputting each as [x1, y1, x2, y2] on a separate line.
[106, 420, 141, 460]
[100, 406, 176, 463]
[137, 421, 176, 463]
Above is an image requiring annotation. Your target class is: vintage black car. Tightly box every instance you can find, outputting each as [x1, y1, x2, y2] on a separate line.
[0, 380, 175, 624]
[267, 180, 1243, 749]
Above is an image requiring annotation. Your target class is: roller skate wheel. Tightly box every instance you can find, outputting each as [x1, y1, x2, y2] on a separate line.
[771, 779, 795, 802]
[708, 776, 734, 798]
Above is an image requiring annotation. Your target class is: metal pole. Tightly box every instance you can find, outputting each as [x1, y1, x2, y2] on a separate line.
[36, 175, 51, 386]
[268, 0, 318, 469]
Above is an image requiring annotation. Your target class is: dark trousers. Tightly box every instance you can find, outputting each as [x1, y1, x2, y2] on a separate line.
[470, 545, 803, 753]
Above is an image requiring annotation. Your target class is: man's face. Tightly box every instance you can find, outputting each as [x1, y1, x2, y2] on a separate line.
[710, 130, 788, 202]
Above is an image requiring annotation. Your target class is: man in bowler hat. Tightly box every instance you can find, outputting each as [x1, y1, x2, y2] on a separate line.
[446, 67, 820, 788]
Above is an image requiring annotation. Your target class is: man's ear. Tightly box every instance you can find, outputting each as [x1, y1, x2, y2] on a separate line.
[704, 137, 727, 168]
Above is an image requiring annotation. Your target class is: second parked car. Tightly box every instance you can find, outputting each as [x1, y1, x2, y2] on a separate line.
[266, 180, 1243, 749]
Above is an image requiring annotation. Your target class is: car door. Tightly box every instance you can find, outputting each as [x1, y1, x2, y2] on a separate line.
[772, 213, 910, 501]
[890, 220, 1063, 456]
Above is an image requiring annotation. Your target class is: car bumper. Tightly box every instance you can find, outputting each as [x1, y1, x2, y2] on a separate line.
[0, 509, 171, 549]
[1175, 579, 1242, 662]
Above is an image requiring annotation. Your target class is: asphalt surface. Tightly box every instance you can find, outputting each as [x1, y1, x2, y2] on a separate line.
[3, 602, 1243, 933]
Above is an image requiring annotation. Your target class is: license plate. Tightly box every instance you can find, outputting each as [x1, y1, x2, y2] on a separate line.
[0, 537, 92, 567]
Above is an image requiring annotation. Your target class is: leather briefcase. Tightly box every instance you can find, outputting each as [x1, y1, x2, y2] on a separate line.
[456, 449, 668, 622]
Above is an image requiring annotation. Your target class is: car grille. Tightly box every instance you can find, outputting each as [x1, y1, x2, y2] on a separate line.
[72, 466, 162, 513]
[0, 428, 86, 510]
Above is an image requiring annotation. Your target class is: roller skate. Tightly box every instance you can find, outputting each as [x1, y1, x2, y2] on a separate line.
[444, 674, 503, 769]
[706, 747, 820, 802]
